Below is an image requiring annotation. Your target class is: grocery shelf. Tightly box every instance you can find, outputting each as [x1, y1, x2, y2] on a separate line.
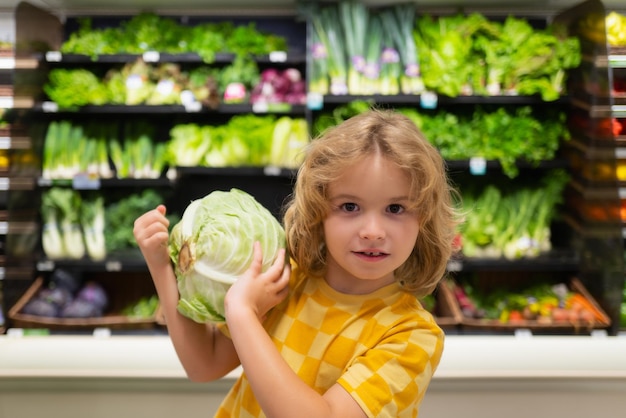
[41, 51, 306, 65]
[32, 101, 307, 115]
[447, 250, 580, 272]
[320, 94, 570, 106]
[35, 255, 147, 273]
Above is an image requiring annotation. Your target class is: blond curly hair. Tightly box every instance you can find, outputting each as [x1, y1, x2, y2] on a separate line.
[283, 108, 461, 297]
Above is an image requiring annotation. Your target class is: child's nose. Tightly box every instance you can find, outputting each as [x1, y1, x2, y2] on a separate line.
[360, 214, 385, 240]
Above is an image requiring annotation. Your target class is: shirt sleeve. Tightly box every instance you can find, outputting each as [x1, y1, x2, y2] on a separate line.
[336, 316, 444, 417]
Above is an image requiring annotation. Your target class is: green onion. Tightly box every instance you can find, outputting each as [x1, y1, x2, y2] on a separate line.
[379, 16, 401, 95]
[381, 4, 424, 94]
[309, 25, 329, 94]
[310, 5, 348, 95]
[339, 0, 369, 94]
[362, 13, 383, 95]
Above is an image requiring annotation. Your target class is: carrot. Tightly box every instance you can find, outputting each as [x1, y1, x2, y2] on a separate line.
[567, 294, 606, 323]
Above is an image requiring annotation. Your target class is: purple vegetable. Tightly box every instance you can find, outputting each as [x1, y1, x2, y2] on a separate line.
[60, 299, 103, 318]
[283, 68, 302, 83]
[50, 268, 81, 293]
[22, 298, 60, 317]
[260, 68, 280, 82]
[39, 286, 73, 307]
[76, 281, 108, 310]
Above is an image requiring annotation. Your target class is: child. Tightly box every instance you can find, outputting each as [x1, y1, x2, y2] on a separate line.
[133, 108, 461, 417]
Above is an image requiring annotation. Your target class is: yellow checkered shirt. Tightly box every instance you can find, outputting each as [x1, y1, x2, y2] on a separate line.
[215, 266, 444, 417]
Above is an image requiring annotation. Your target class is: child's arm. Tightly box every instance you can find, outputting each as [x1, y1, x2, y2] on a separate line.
[225, 243, 367, 418]
[133, 205, 240, 382]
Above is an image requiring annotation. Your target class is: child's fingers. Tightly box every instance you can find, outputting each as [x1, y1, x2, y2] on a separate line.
[276, 263, 291, 298]
[247, 241, 264, 274]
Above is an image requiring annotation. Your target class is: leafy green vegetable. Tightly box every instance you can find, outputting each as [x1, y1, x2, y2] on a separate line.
[41, 188, 86, 260]
[314, 101, 568, 178]
[80, 194, 106, 261]
[413, 13, 580, 100]
[458, 169, 569, 259]
[169, 188, 286, 323]
[104, 189, 175, 253]
[44, 69, 109, 109]
[122, 295, 159, 318]
[59, 14, 288, 63]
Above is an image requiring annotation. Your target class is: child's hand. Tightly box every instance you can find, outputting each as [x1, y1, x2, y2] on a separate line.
[225, 241, 290, 323]
[133, 205, 171, 269]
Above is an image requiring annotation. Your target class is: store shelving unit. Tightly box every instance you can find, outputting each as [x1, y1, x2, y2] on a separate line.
[1, 2, 626, 418]
[555, 0, 626, 335]
[0, 16, 41, 335]
[0, 0, 624, 337]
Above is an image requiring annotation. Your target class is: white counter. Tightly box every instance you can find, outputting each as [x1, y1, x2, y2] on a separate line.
[1, 334, 626, 418]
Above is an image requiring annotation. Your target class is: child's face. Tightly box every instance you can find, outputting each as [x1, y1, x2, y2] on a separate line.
[322, 153, 419, 294]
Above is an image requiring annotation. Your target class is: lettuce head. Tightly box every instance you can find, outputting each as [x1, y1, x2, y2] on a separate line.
[169, 188, 285, 323]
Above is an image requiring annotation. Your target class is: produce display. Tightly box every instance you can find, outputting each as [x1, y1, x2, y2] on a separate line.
[19, 269, 108, 318]
[59, 13, 287, 62]
[10, 268, 160, 327]
[122, 295, 159, 319]
[166, 115, 308, 169]
[313, 100, 569, 178]
[5, 4, 623, 336]
[169, 188, 285, 323]
[458, 170, 569, 259]
[41, 188, 176, 260]
[42, 188, 97, 260]
[41, 115, 309, 181]
[303, 1, 580, 100]
[44, 60, 307, 110]
[449, 277, 610, 331]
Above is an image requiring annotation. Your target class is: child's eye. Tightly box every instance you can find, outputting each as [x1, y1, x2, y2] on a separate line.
[387, 204, 404, 214]
[341, 202, 359, 212]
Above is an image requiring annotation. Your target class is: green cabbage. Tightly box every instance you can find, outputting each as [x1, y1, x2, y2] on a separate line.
[168, 188, 285, 323]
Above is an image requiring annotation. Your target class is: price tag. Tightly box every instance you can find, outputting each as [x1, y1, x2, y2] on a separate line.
[616, 148, 626, 159]
[38, 177, 53, 187]
[591, 329, 608, 338]
[183, 101, 202, 112]
[469, 157, 487, 175]
[72, 174, 101, 190]
[37, 259, 55, 271]
[252, 102, 269, 113]
[420, 91, 438, 109]
[514, 328, 533, 339]
[105, 260, 122, 271]
[306, 92, 323, 110]
[0, 178, 9, 190]
[93, 327, 111, 338]
[0, 57, 15, 70]
[0, 137, 11, 149]
[446, 260, 463, 272]
[0, 221, 8, 234]
[269, 51, 287, 62]
[42, 101, 59, 113]
[0, 97, 13, 108]
[264, 166, 282, 176]
[142, 51, 160, 62]
[45, 51, 62, 62]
